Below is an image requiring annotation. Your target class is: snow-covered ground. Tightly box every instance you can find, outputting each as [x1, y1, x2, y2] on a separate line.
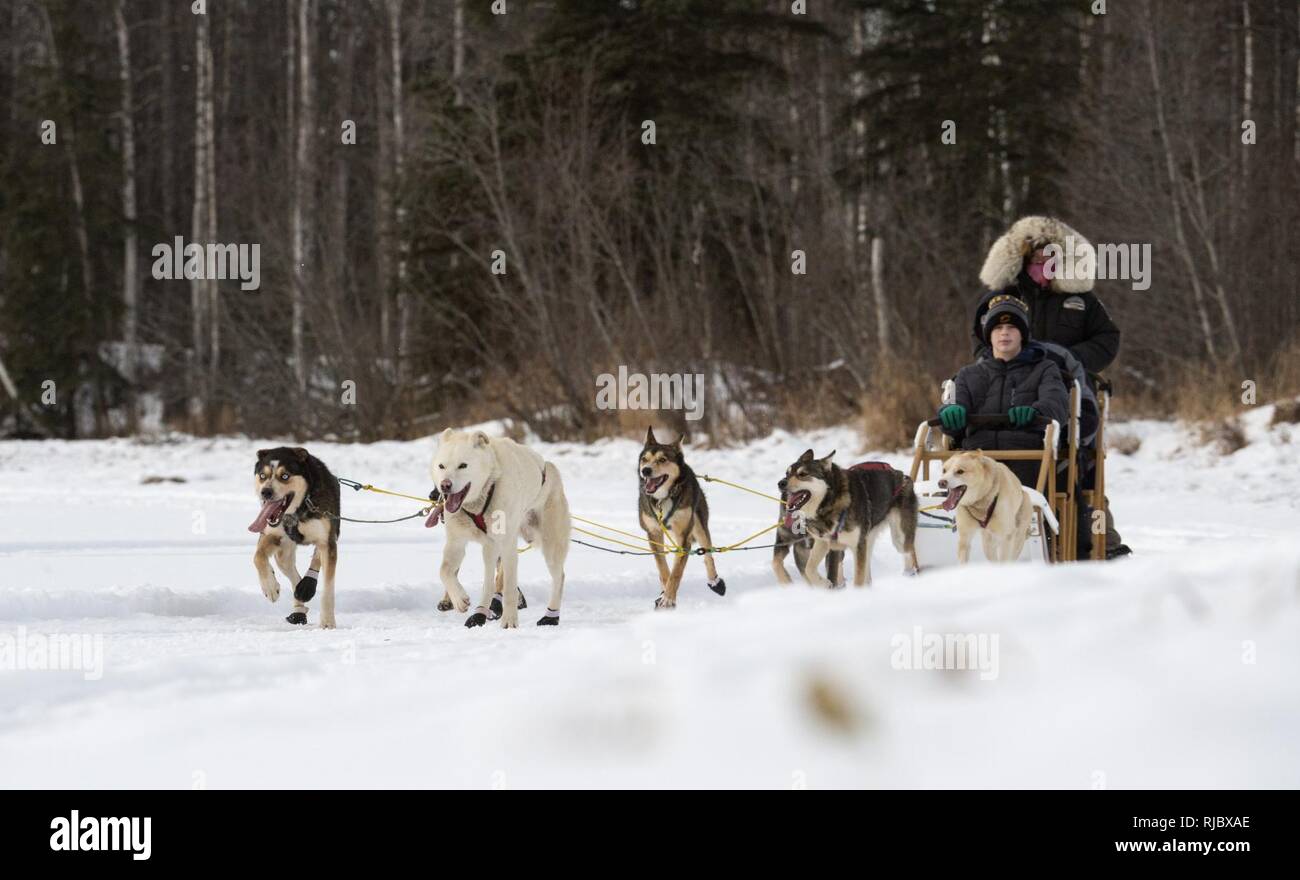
[1, 406, 1298, 789]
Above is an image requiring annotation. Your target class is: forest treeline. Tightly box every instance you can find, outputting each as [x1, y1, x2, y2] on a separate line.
[1, 0, 1297, 442]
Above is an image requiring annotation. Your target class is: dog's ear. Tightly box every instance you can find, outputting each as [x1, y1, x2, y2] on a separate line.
[798, 449, 815, 463]
[644, 426, 657, 446]
[673, 432, 687, 449]
[472, 430, 490, 448]
[256, 449, 270, 460]
[291, 447, 308, 462]
[819, 450, 837, 467]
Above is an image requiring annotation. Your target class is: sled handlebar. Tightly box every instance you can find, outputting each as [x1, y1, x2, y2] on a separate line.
[926, 414, 1049, 429]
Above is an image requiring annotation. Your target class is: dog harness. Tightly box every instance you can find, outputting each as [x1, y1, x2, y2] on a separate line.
[849, 461, 910, 498]
[824, 463, 911, 541]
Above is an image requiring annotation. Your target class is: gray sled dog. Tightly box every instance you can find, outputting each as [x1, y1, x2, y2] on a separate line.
[248, 447, 340, 628]
[427, 429, 570, 628]
[778, 450, 920, 586]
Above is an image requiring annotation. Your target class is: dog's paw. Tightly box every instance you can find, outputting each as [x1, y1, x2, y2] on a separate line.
[707, 577, 726, 596]
[285, 611, 308, 625]
[500, 612, 519, 630]
[436, 595, 454, 612]
[516, 589, 527, 610]
[654, 593, 675, 610]
[464, 611, 488, 628]
[260, 576, 280, 603]
[452, 594, 472, 613]
[809, 577, 834, 589]
[319, 615, 337, 630]
[536, 614, 559, 626]
[489, 594, 503, 619]
[293, 574, 317, 602]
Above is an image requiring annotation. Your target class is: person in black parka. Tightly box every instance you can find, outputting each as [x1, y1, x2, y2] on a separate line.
[971, 215, 1130, 559]
[971, 215, 1120, 374]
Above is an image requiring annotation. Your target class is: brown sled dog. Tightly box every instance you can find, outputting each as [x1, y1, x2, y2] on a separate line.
[637, 428, 726, 609]
[248, 447, 340, 628]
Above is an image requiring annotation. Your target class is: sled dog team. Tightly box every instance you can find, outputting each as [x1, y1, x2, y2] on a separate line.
[249, 426, 1028, 629]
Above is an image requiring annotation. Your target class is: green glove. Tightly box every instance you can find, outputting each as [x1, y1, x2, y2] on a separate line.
[1008, 406, 1037, 427]
[939, 404, 967, 432]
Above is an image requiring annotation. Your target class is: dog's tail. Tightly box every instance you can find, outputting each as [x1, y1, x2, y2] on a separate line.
[540, 461, 571, 539]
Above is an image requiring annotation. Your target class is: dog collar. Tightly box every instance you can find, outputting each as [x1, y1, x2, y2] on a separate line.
[974, 495, 998, 529]
[465, 483, 496, 533]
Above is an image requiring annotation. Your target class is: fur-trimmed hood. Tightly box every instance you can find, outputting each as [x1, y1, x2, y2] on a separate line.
[979, 215, 1095, 294]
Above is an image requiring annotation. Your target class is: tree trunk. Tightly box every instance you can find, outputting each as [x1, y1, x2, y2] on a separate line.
[291, 0, 312, 393]
[190, 9, 212, 430]
[386, 0, 409, 391]
[114, 0, 139, 431]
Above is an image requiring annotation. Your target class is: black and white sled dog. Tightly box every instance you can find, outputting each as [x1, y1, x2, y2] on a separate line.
[778, 450, 920, 587]
[427, 428, 570, 628]
[637, 427, 726, 609]
[248, 447, 340, 627]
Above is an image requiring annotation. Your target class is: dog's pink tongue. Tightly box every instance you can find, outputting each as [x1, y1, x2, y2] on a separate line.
[247, 498, 281, 533]
[783, 512, 796, 531]
[424, 506, 443, 528]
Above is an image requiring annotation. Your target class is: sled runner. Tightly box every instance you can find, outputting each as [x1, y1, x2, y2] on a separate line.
[908, 376, 1110, 566]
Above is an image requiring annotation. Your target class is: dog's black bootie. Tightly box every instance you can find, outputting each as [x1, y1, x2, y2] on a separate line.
[708, 577, 726, 596]
[436, 597, 454, 612]
[464, 612, 488, 628]
[536, 614, 559, 626]
[285, 611, 308, 625]
[489, 590, 528, 619]
[294, 574, 317, 602]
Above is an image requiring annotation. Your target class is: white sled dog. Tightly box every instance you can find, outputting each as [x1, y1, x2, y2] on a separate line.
[427, 428, 570, 628]
[938, 451, 1033, 563]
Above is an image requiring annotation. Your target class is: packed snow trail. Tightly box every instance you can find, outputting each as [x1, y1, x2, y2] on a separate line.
[1, 409, 1298, 788]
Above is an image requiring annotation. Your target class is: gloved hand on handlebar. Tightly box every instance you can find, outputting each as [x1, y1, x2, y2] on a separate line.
[1008, 405, 1037, 428]
[939, 404, 967, 432]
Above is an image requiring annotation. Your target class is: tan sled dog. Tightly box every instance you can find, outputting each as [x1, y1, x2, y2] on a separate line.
[938, 451, 1032, 563]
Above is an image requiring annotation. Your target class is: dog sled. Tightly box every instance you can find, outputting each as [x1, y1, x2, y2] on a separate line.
[908, 376, 1111, 566]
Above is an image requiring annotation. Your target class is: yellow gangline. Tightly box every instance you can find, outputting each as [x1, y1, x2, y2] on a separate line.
[699, 473, 785, 506]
